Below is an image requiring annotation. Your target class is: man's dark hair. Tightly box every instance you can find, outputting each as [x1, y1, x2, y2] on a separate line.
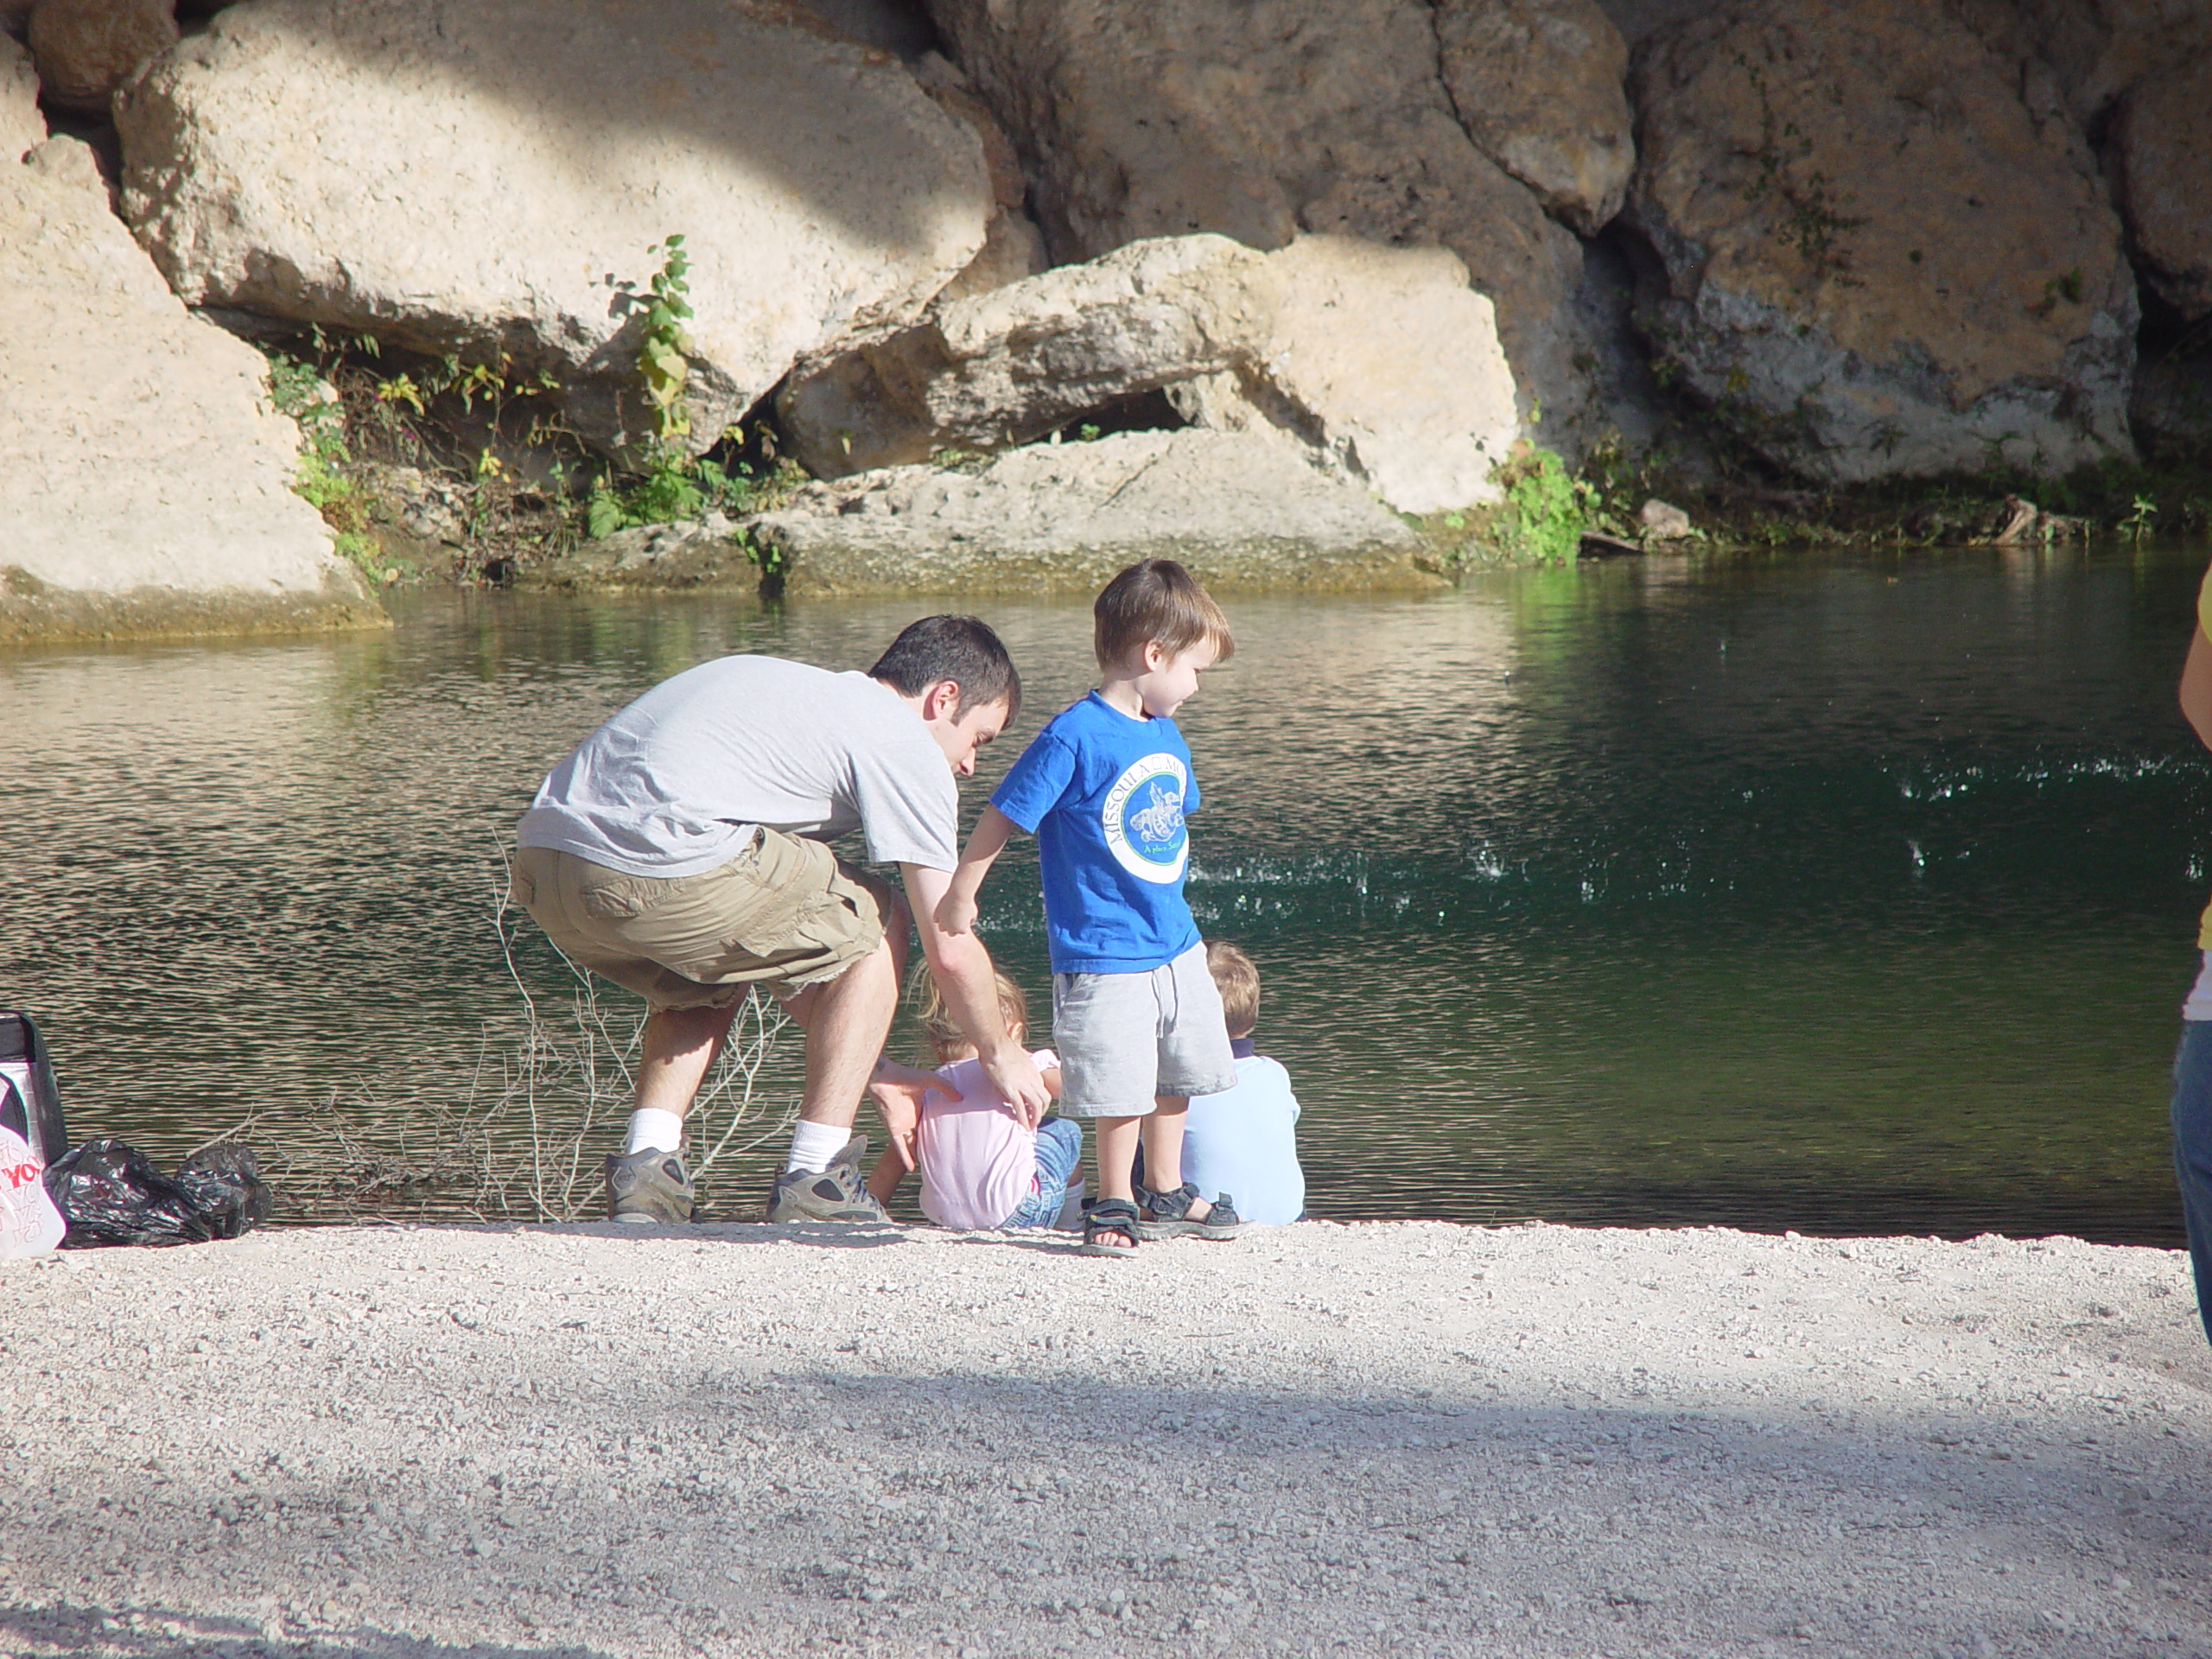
[868, 614, 1020, 721]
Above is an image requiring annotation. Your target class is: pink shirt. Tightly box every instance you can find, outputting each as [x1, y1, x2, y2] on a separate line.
[916, 1049, 1059, 1230]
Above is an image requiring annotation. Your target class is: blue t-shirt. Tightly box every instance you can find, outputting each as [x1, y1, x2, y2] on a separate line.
[990, 691, 1203, 975]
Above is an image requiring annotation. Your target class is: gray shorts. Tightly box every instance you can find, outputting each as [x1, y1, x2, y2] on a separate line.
[1052, 942, 1238, 1118]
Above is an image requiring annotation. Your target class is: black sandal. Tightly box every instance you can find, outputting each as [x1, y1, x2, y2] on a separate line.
[1137, 1183, 1249, 1240]
[1080, 1197, 1141, 1257]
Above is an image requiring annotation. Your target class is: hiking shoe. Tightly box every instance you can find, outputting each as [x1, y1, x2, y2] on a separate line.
[766, 1135, 889, 1224]
[606, 1146, 695, 1224]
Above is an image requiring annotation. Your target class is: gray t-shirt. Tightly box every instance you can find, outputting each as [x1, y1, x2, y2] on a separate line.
[515, 656, 958, 879]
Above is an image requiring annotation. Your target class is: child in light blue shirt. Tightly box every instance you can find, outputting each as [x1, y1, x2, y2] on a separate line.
[1183, 941, 1305, 1225]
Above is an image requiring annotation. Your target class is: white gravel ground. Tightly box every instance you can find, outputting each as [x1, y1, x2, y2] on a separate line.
[3, 1219, 2210, 1659]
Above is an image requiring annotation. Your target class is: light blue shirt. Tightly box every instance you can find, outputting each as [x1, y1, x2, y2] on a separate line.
[1183, 1049, 1305, 1225]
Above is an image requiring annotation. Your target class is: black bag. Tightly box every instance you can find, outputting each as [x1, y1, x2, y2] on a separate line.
[41, 1139, 273, 1249]
[0, 1013, 68, 1167]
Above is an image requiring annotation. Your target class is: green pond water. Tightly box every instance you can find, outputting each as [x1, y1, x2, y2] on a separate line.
[3, 543, 2209, 1241]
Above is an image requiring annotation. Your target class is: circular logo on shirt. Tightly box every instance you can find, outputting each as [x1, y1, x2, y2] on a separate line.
[1102, 753, 1188, 884]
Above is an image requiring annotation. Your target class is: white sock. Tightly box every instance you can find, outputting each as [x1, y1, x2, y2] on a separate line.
[624, 1109, 685, 1156]
[785, 1118, 850, 1174]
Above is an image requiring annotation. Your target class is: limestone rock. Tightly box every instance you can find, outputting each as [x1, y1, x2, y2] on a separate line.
[1435, 0, 1633, 235]
[923, 0, 1602, 449]
[28, 0, 176, 112]
[518, 514, 759, 594]
[2107, 56, 2212, 322]
[1639, 498, 1693, 538]
[116, 0, 992, 457]
[1594, 0, 1719, 47]
[748, 429, 1436, 596]
[1, 0, 35, 40]
[1624, 0, 2135, 482]
[1174, 236, 1522, 514]
[3, 32, 42, 158]
[931, 208, 1047, 308]
[2131, 349, 2212, 462]
[1951, 0, 2212, 129]
[909, 49, 1048, 305]
[0, 137, 382, 641]
[784, 0, 936, 59]
[779, 234, 1270, 478]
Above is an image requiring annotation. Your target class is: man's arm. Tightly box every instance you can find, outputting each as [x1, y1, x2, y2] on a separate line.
[2183, 626, 2212, 753]
[901, 861, 1052, 1125]
[934, 804, 1018, 937]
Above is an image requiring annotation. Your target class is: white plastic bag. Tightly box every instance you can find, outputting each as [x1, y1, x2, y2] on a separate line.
[0, 1101, 65, 1257]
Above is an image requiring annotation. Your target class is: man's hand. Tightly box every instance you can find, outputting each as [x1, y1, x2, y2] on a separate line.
[868, 1060, 959, 1172]
[934, 889, 980, 938]
[978, 1043, 1051, 1129]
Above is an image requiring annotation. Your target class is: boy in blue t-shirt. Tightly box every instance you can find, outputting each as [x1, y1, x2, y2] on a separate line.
[935, 559, 1243, 1256]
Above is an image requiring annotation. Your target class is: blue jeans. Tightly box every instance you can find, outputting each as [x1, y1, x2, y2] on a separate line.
[1004, 1117, 1083, 1230]
[2171, 1021, 2212, 1347]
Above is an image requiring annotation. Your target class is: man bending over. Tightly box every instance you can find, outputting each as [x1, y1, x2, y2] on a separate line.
[509, 615, 1051, 1224]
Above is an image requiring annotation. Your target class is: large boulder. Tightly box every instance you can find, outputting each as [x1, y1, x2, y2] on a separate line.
[1624, 0, 2135, 482]
[921, 0, 1609, 449]
[906, 50, 1046, 305]
[2, 32, 41, 157]
[785, 0, 937, 59]
[779, 233, 1269, 478]
[0, 137, 382, 641]
[749, 429, 1437, 596]
[784, 231, 1522, 513]
[1949, 0, 2212, 129]
[116, 0, 993, 457]
[28, 0, 175, 112]
[1173, 237, 1522, 514]
[2131, 348, 2212, 462]
[2107, 55, 2212, 322]
[1434, 0, 1633, 236]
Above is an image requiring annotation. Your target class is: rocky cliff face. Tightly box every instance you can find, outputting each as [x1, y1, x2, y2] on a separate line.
[0, 130, 380, 641]
[1624, 0, 2137, 480]
[918, 0, 1625, 450]
[2, 0, 2207, 631]
[116, 0, 994, 459]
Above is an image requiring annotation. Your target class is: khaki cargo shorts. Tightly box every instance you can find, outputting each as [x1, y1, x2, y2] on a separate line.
[510, 830, 899, 1012]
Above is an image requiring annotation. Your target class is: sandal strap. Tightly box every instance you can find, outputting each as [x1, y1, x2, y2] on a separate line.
[1139, 1180, 1200, 1222]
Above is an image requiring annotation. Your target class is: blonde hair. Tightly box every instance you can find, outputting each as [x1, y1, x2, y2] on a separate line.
[1093, 558, 1235, 671]
[1206, 939, 1260, 1038]
[914, 965, 1029, 1060]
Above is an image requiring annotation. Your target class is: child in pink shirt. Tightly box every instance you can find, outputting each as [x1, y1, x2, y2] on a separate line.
[868, 971, 1080, 1230]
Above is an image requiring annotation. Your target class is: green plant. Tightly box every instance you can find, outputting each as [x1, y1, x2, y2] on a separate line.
[639, 234, 695, 447]
[265, 347, 401, 584]
[2121, 492, 2159, 540]
[1494, 444, 1594, 563]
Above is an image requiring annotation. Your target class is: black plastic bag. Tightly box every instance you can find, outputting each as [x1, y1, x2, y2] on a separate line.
[41, 1139, 273, 1249]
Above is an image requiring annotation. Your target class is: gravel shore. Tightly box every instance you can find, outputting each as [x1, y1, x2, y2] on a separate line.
[3, 1219, 2209, 1659]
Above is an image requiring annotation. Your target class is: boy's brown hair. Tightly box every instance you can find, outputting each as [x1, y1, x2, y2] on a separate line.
[1094, 557, 1236, 671]
[914, 966, 1029, 1059]
[1205, 940, 1260, 1038]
